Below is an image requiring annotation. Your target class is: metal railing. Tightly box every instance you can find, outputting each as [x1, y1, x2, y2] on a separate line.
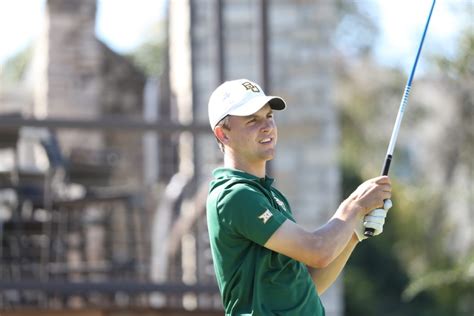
[0, 116, 220, 311]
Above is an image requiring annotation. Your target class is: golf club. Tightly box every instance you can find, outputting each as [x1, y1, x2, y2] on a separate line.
[364, 0, 436, 237]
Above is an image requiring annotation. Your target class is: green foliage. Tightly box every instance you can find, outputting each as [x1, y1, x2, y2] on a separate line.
[434, 28, 474, 79]
[0, 46, 32, 84]
[403, 257, 474, 303]
[398, 27, 474, 315]
[431, 29, 474, 170]
[342, 163, 448, 316]
[333, 0, 379, 57]
[338, 14, 474, 316]
[126, 22, 166, 78]
[338, 24, 474, 316]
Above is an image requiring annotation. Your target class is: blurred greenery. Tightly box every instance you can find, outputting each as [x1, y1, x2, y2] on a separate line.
[126, 22, 166, 78]
[337, 4, 474, 315]
[0, 45, 32, 85]
[0, 22, 165, 84]
[334, 0, 379, 57]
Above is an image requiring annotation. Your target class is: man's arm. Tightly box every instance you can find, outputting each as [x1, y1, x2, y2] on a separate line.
[264, 176, 391, 268]
[264, 200, 360, 268]
[309, 234, 358, 294]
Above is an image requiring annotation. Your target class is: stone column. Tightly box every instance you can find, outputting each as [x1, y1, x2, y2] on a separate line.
[33, 0, 103, 152]
[269, 3, 342, 314]
[171, 0, 343, 313]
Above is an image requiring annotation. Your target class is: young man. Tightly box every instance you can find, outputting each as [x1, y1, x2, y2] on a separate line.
[206, 79, 392, 315]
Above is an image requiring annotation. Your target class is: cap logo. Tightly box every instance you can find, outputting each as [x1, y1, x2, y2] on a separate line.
[242, 82, 260, 93]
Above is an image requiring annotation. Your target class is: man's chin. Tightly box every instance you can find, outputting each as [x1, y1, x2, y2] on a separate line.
[262, 151, 275, 161]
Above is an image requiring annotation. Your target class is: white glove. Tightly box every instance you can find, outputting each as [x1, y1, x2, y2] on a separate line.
[355, 199, 392, 242]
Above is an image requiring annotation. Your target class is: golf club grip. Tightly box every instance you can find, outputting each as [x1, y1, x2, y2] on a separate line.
[364, 155, 392, 237]
[381, 154, 392, 177]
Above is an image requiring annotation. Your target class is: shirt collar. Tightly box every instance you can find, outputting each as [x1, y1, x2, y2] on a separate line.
[213, 167, 275, 187]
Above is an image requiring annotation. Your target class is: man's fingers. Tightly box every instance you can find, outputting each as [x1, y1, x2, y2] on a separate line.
[373, 176, 391, 185]
[354, 177, 392, 213]
[370, 177, 392, 202]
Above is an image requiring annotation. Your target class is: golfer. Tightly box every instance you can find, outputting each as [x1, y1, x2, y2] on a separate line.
[206, 79, 392, 315]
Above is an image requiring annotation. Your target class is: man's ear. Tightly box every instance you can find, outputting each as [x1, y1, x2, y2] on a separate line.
[214, 126, 229, 144]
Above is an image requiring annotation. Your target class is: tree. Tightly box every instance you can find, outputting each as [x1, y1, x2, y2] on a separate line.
[335, 3, 473, 315]
[0, 46, 32, 86]
[126, 22, 166, 78]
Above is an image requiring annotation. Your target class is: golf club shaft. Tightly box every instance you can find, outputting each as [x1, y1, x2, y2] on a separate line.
[364, 0, 436, 237]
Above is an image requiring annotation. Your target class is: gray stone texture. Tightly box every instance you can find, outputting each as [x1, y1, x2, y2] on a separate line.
[169, 0, 343, 314]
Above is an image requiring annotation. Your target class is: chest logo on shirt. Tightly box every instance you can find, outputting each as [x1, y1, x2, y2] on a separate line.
[258, 209, 273, 224]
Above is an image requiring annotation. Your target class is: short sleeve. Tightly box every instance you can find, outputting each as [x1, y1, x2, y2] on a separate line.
[216, 183, 287, 245]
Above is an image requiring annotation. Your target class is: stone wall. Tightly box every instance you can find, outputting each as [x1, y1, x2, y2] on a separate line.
[32, 0, 146, 187]
[169, 0, 342, 314]
[268, 3, 342, 314]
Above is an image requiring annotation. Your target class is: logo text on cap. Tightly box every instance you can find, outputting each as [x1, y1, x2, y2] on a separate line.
[242, 82, 260, 93]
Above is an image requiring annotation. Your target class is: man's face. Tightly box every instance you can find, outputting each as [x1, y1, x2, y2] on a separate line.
[225, 104, 278, 163]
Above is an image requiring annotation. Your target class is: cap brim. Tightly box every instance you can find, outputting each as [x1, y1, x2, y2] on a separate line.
[268, 96, 286, 111]
[228, 95, 286, 117]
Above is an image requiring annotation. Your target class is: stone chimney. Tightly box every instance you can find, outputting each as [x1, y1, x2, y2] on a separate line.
[31, 0, 146, 187]
[33, 0, 103, 151]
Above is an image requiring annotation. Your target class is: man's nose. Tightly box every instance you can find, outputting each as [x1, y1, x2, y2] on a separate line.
[261, 119, 274, 133]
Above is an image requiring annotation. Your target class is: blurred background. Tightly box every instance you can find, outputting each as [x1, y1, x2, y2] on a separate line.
[0, 0, 472, 315]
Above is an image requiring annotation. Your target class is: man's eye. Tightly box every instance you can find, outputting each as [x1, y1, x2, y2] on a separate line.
[247, 118, 256, 124]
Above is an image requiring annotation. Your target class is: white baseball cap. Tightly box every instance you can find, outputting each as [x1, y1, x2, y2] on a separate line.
[208, 79, 286, 128]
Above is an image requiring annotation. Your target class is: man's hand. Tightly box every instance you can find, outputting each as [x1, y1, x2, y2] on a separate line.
[355, 199, 392, 242]
[349, 176, 392, 214]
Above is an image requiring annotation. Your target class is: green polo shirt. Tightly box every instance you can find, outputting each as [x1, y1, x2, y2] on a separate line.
[207, 168, 325, 315]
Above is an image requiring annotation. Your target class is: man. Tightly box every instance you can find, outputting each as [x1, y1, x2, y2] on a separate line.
[206, 79, 392, 315]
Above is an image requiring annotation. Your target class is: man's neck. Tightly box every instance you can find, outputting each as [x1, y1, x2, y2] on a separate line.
[224, 155, 266, 178]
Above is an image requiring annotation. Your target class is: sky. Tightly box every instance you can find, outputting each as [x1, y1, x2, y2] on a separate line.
[373, 0, 470, 69]
[0, 0, 470, 69]
[0, 0, 166, 64]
